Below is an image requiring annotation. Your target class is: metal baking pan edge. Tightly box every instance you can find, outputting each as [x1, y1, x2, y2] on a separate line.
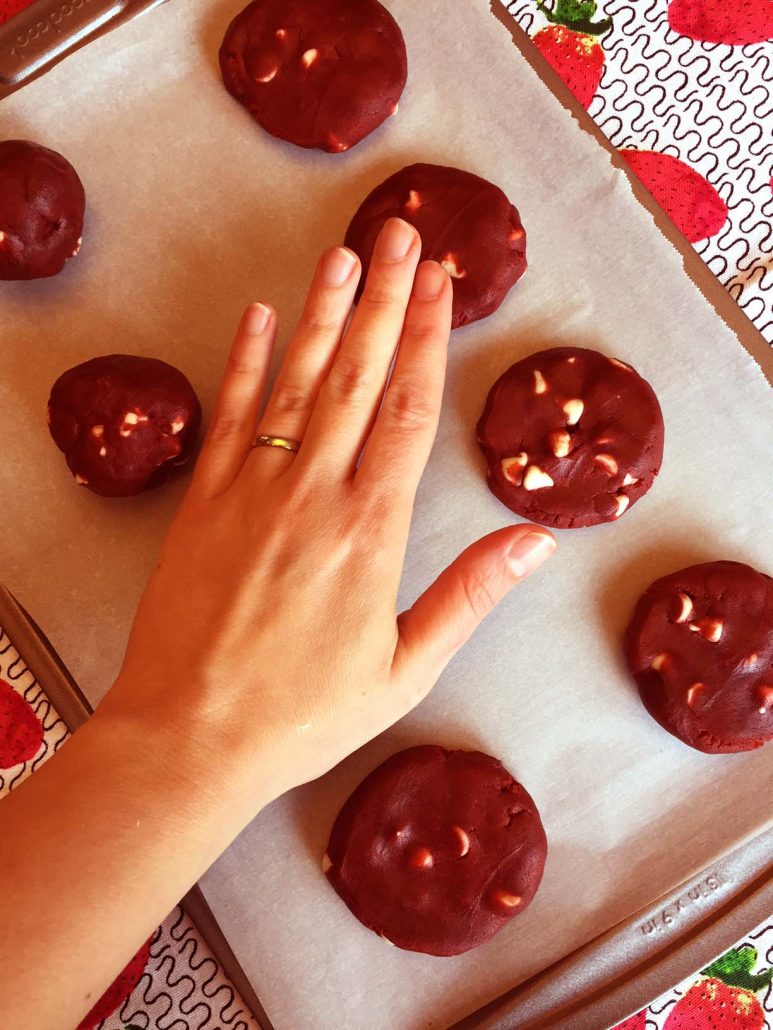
[0, 0, 164, 98]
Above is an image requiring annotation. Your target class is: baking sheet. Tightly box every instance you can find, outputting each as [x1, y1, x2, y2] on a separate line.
[1, 1, 771, 1028]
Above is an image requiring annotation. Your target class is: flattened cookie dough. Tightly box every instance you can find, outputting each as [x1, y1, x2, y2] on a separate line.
[324, 745, 547, 956]
[477, 346, 664, 528]
[0, 140, 85, 281]
[344, 163, 527, 328]
[625, 561, 773, 754]
[219, 0, 407, 153]
[48, 355, 201, 497]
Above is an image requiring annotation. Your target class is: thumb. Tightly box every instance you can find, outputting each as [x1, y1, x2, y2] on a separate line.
[394, 524, 556, 686]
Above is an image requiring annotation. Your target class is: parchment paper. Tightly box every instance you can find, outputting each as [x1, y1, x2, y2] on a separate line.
[1, 1, 771, 1028]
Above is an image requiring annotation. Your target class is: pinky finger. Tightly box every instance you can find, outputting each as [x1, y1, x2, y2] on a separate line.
[191, 303, 276, 499]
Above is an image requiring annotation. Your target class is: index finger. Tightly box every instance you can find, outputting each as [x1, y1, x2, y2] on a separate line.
[356, 260, 451, 513]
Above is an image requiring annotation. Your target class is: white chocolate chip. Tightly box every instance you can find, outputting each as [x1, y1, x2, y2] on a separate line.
[523, 465, 554, 491]
[452, 826, 470, 857]
[440, 254, 466, 279]
[567, 356, 577, 363]
[563, 399, 583, 425]
[91, 424, 104, 438]
[301, 48, 318, 68]
[594, 453, 618, 475]
[256, 65, 278, 83]
[702, 619, 723, 643]
[119, 411, 149, 437]
[674, 592, 693, 624]
[380, 934, 395, 946]
[405, 189, 422, 213]
[509, 226, 525, 243]
[74, 473, 88, 485]
[757, 686, 773, 714]
[171, 419, 185, 434]
[99, 446, 107, 458]
[549, 430, 571, 458]
[612, 493, 629, 517]
[622, 473, 639, 486]
[688, 618, 723, 643]
[500, 454, 528, 484]
[275, 28, 287, 39]
[391, 102, 399, 115]
[410, 847, 433, 869]
[0, 231, 5, 244]
[493, 890, 522, 908]
[71, 236, 82, 257]
[686, 683, 705, 708]
[651, 653, 668, 671]
[322, 853, 332, 873]
[533, 370, 547, 395]
[744, 653, 759, 670]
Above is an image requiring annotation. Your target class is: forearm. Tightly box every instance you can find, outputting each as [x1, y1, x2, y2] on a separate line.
[0, 700, 264, 1030]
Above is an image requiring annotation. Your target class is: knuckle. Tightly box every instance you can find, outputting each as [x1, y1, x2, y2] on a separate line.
[206, 413, 240, 445]
[325, 354, 374, 402]
[460, 566, 497, 622]
[383, 381, 436, 429]
[360, 281, 397, 310]
[268, 381, 309, 417]
[299, 309, 341, 336]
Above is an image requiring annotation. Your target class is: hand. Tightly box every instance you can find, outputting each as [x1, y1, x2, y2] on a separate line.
[104, 217, 556, 809]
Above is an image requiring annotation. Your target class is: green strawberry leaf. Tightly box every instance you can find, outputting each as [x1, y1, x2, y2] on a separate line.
[536, 0, 613, 35]
[703, 946, 773, 993]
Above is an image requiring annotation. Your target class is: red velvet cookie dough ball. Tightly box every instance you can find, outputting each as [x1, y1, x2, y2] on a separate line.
[325, 746, 547, 956]
[345, 163, 527, 328]
[48, 355, 201, 497]
[219, 0, 407, 153]
[625, 561, 773, 754]
[0, 140, 85, 281]
[477, 347, 664, 529]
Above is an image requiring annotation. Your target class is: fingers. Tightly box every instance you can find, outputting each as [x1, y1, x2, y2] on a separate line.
[190, 303, 276, 499]
[393, 525, 557, 691]
[295, 218, 421, 479]
[356, 260, 451, 521]
[251, 246, 360, 477]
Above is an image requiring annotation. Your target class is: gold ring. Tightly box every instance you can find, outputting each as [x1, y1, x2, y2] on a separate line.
[253, 434, 301, 453]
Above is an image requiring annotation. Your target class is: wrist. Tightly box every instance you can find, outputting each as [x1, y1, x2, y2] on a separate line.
[93, 678, 280, 833]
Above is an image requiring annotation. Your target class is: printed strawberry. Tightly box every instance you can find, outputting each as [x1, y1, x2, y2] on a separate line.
[619, 150, 728, 243]
[667, 0, 773, 46]
[613, 1011, 647, 1030]
[663, 946, 773, 1030]
[76, 938, 153, 1030]
[532, 0, 612, 109]
[0, 678, 44, 768]
[0, 0, 34, 27]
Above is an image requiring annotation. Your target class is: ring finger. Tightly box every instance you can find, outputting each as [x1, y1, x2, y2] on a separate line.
[251, 245, 360, 477]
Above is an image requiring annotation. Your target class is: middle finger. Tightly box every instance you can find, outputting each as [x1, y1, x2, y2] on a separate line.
[295, 218, 421, 480]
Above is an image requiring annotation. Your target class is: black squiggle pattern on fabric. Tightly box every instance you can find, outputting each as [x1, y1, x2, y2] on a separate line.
[507, 0, 773, 344]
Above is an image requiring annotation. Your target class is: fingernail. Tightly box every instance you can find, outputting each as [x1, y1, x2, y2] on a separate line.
[413, 261, 447, 300]
[376, 217, 417, 261]
[244, 303, 272, 334]
[322, 246, 358, 286]
[507, 529, 557, 580]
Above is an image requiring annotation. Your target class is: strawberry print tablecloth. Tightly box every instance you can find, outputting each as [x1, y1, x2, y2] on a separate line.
[507, 0, 773, 343]
[2, 618, 772, 1028]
